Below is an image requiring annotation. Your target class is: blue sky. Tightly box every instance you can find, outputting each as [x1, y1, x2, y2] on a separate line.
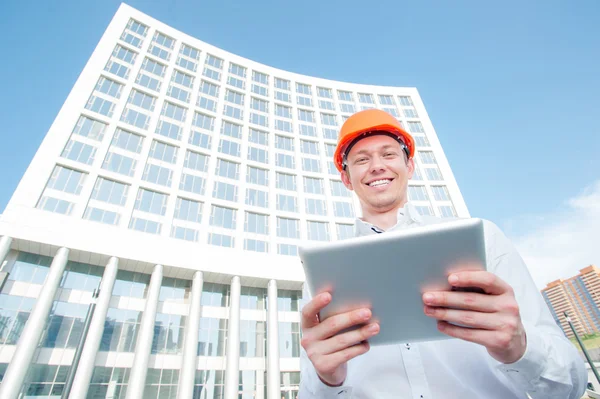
[0, 0, 598, 282]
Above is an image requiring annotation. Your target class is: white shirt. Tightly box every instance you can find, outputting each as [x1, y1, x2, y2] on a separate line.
[299, 203, 588, 399]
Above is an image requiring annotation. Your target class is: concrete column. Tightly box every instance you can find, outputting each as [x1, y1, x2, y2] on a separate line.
[0, 236, 12, 268]
[0, 247, 69, 399]
[267, 280, 281, 399]
[126, 264, 163, 399]
[68, 256, 119, 398]
[177, 271, 204, 399]
[223, 276, 241, 399]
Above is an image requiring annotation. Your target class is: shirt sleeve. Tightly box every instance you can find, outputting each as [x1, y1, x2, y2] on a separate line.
[298, 283, 354, 399]
[482, 220, 588, 399]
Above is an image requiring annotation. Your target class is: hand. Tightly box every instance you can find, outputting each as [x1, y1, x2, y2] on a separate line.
[300, 292, 379, 386]
[422, 271, 527, 364]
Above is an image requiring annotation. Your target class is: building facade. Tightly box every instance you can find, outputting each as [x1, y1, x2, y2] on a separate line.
[0, 3, 468, 398]
[542, 265, 600, 338]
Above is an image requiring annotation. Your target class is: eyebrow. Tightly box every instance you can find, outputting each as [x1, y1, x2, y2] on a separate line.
[351, 144, 398, 157]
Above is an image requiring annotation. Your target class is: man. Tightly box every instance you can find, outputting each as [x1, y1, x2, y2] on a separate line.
[299, 109, 587, 398]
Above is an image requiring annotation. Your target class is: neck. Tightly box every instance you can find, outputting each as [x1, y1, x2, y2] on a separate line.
[360, 200, 407, 231]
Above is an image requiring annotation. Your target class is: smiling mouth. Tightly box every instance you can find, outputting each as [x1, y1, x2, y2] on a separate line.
[367, 179, 393, 187]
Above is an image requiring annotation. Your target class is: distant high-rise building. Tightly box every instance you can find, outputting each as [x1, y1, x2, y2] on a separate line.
[0, 3, 468, 398]
[541, 265, 600, 338]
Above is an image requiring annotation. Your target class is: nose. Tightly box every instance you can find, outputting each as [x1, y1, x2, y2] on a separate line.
[369, 155, 386, 174]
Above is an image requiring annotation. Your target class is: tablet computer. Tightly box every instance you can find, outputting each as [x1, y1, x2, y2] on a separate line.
[299, 217, 487, 345]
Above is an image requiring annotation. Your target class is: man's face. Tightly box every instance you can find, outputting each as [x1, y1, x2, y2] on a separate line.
[340, 134, 414, 213]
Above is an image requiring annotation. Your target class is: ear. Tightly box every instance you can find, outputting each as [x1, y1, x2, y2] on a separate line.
[407, 157, 415, 179]
[340, 169, 353, 191]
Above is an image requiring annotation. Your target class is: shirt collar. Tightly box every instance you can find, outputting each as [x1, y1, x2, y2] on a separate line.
[354, 202, 423, 236]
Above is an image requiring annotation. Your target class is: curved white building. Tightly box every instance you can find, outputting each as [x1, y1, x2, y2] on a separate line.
[0, 3, 468, 398]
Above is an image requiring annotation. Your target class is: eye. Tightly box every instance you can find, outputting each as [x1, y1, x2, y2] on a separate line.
[383, 152, 397, 158]
[355, 157, 368, 164]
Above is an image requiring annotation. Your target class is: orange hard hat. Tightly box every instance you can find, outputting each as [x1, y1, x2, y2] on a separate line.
[333, 108, 415, 172]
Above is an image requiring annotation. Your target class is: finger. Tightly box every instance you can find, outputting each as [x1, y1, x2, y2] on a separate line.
[436, 321, 512, 351]
[422, 291, 497, 312]
[313, 341, 371, 376]
[424, 306, 504, 330]
[315, 323, 379, 356]
[301, 292, 331, 329]
[310, 308, 372, 341]
[448, 271, 512, 295]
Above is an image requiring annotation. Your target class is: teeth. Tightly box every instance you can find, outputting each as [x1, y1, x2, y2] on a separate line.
[368, 179, 391, 187]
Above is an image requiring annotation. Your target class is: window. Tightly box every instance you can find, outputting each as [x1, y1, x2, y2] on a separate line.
[248, 146, 268, 164]
[300, 140, 319, 155]
[218, 139, 241, 157]
[302, 158, 321, 173]
[275, 135, 294, 151]
[317, 87, 333, 99]
[250, 113, 268, 127]
[296, 83, 311, 95]
[333, 201, 354, 218]
[134, 189, 167, 215]
[220, 121, 242, 139]
[250, 97, 268, 113]
[197, 96, 217, 112]
[184, 151, 208, 172]
[91, 177, 129, 205]
[304, 177, 324, 195]
[216, 159, 240, 180]
[244, 239, 268, 253]
[416, 205, 434, 216]
[439, 205, 457, 218]
[177, 44, 199, 72]
[84, 207, 120, 225]
[223, 104, 243, 120]
[252, 71, 268, 85]
[336, 223, 354, 240]
[307, 221, 330, 241]
[249, 129, 268, 146]
[358, 93, 374, 104]
[136, 73, 161, 92]
[276, 172, 296, 191]
[408, 121, 425, 133]
[327, 161, 338, 175]
[245, 212, 269, 235]
[297, 96, 313, 107]
[340, 103, 355, 113]
[225, 89, 244, 105]
[188, 130, 211, 150]
[318, 100, 335, 111]
[247, 166, 269, 186]
[210, 205, 236, 229]
[129, 217, 161, 234]
[298, 109, 315, 123]
[205, 54, 224, 69]
[275, 78, 290, 91]
[153, 31, 175, 49]
[171, 70, 193, 88]
[95, 77, 123, 98]
[337, 90, 353, 102]
[246, 188, 268, 208]
[277, 194, 297, 212]
[275, 104, 292, 119]
[419, 151, 437, 165]
[37, 196, 74, 215]
[324, 143, 336, 157]
[193, 112, 215, 131]
[128, 89, 156, 111]
[228, 75, 245, 89]
[320, 113, 337, 126]
[167, 85, 191, 102]
[61, 140, 96, 165]
[102, 152, 137, 176]
[404, 108, 419, 118]
[323, 128, 337, 140]
[174, 197, 203, 223]
[398, 96, 414, 106]
[202, 67, 221, 81]
[277, 217, 299, 239]
[251, 84, 268, 97]
[46, 166, 86, 195]
[104, 59, 129, 79]
[73, 116, 107, 141]
[142, 163, 173, 187]
[229, 62, 246, 77]
[208, 233, 235, 248]
[149, 141, 178, 164]
[171, 226, 199, 242]
[179, 173, 205, 195]
[432, 186, 450, 201]
[278, 244, 298, 256]
[330, 180, 351, 197]
[299, 124, 317, 138]
[306, 198, 327, 216]
[141, 58, 167, 77]
[200, 80, 219, 97]
[156, 121, 182, 141]
[414, 135, 430, 147]
[120, 108, 150, 130]
[383, 107, 400, 118]
[425, 167, 443, 180]
[275, 91, 291, 103]
[408, 185, 429, 201]
[85, 96, 115, 117]
[212, 181, 238, 202]
[378, 95, 394, 105]
[112, 44, 137, 64]
[276, 153, 295, 169]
